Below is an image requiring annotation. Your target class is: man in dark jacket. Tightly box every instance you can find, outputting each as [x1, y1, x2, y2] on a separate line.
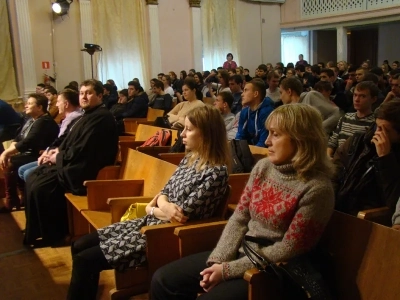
[24, 79, 118, 247]
[123, 81, 149, 119]
[333, 99, 400, 216]
[0, 99, 23, 153]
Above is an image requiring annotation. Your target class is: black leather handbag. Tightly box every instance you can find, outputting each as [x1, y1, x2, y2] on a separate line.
[242, 235, 333, 300]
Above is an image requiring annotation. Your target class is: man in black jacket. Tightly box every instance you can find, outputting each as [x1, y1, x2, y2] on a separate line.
[24, 79, 118, 247]
[333, 99, 400, 216]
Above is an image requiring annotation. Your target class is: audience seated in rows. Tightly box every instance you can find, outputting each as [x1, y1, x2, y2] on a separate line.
[0, 94, 59, 213]
[23, 79, 118, 247]
[207, 69, 232, 100]
[334, 99, 400, 217]
[67, 105, 230, 299]
[151, 104, 334, 299]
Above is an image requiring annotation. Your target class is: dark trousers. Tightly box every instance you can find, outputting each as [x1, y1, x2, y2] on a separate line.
[67, 231, 112, 300]
[24, 165, 68, 244]
[151, 251, 248, 300]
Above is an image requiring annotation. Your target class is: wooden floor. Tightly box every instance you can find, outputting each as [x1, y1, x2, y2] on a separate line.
[0, 208, 148, 300]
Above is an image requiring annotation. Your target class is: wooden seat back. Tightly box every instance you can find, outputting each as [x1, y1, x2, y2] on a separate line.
[319, 211, 400, 300]
[158, 152, 185, 165]
[249, 145, 269, 163]
[147, 107, 165, 121]
[203, 97, 214, 105]
[119, 149, 177, 196]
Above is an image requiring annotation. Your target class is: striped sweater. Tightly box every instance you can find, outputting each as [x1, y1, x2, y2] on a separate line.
[207, 158, 334, 280]
[328, 112, 375, 151]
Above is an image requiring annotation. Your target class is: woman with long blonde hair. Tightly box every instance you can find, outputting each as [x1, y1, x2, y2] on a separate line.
[67, 105, 230, 300]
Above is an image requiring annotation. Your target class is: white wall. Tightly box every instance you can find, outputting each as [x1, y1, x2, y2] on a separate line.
[28, 1, 83, 91]
[237, 0, 281, 73]
[378, 23, 400, 65]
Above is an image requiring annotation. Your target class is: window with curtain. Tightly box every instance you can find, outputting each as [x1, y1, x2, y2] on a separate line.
[91, 0, 149, 90]
[0, 0, 18, 100]
[202, 0, 239, 71]
[281, 31, 310, 66]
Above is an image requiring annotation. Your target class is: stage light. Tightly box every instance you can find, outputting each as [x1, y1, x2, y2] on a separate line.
[52, 0, 73, 16]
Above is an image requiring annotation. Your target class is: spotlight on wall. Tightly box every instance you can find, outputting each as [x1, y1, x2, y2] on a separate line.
[52, 0, 73, 16]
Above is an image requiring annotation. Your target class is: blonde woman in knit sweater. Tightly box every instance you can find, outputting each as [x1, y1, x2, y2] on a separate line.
[168, 77, 205, 128]
[151, 104, 335, 300]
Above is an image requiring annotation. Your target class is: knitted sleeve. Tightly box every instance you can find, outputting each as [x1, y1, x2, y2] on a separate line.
[328, 116, 343, 150]
[206, 162, 260, 267]
[216, 178, 334, 280]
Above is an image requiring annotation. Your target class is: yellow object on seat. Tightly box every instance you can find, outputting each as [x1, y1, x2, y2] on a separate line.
[120, 203, 148, 221]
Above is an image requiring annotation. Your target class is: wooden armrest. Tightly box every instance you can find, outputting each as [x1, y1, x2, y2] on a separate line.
[244, 268, 281, 299]
[357, 207, 390, 219]
[173, 220, 228, 257]
[357, 206, 392, 226]
[108, 196, 153, 223]
[83, 179, 144, 211]
[142, 222, 186, 277]
[137, 146, 172, 158]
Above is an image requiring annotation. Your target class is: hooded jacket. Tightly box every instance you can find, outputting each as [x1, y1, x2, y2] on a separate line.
[235, 97, 274, 147]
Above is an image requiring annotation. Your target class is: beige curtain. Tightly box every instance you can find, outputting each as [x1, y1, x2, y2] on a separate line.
[0, 0, 18, 100]
[202, 0, 239, 71]
[92, 0, 149, 89]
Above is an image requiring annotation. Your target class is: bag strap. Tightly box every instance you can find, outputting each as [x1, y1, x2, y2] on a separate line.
[241, 235, 271, 271]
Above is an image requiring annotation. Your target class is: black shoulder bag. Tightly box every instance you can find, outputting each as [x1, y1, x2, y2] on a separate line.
[242, 235, 333, 300]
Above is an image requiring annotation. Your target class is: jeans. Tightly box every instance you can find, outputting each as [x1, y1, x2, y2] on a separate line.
[18, 161, 38, 182]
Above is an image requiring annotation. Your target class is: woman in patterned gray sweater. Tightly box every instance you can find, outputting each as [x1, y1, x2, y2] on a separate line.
[67, 106, 230, 300]
[151, 104, 335, 300]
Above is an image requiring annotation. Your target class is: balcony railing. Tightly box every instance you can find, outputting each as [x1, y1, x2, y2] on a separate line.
[301, 0, 400, 19]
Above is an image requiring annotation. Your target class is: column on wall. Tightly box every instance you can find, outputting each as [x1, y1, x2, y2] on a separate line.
[14, 0, 37, 98]
[146, 0, 162, 77]
[337, 26, 348, 63]
[189, 0, 202, 71]
[79, 0, 94, 79]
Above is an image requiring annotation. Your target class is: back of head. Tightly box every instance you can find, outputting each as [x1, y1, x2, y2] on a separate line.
[81, 79, 104, 95]
[229, 74, 243, 85]
[311, 65, 321, 75]
[362, 73, 379, 85]
[249, 78, 267, 100]
[186, 105, 230, 170]
[320, 68, 334, 78]
[280, 77, 303, 97]
[266, 104, 334, 180]
[295, 65, 305, 72]
[370, 67, 383, 77]
[376, 99, 400, 134]
[60, 88, 79, 107]
[314, 80, 333, 93]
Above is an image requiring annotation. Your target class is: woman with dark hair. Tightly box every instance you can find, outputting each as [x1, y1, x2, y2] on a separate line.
[168, 78, 205, 127]
[194, 72, 209, 98]
[67, 105, 230, 300]
[223, 53, 237, 70]
[169, 71, 178, 88]
[207, 69, 232, 101]
[0, 94, 59, 212]
[151, 104, 335, 299]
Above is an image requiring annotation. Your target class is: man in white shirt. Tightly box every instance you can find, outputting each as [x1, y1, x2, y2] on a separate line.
[266, 71, 281, 102]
